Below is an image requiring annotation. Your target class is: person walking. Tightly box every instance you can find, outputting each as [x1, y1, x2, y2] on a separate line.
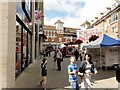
[42, 49, 46, 58]
[40, 58, 48, 88]
[79, 50, 82, 61]
[74, 49, 79, 61]
[67, 56, 79, 90]
[78, 53, 97, 90]
[56, 49, 63, 71]
[48, 49, 51, 57]
[53, 50, 57, 70]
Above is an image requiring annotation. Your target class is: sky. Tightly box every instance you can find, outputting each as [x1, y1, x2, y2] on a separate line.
[44, 0, 118, 28]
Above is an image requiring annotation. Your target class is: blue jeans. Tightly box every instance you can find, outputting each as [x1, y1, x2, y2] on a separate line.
[70, 81, 79, 90]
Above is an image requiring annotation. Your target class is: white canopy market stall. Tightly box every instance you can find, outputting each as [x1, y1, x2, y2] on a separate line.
[83, 34, 120, 70]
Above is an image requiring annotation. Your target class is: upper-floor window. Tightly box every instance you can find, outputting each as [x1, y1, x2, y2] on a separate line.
[50, 31, 52, 36]
[49, 31, 51, 36]
[112, 26, 116, 34]
[56, 23, 63, 30]
[109, 19, 111, 24]
[47, 31, 49, 36]
[51, 38, 54, 41]
[104, 25, 108, 34]
[45, 39, 48, 41]
[54, 31, 56, 36]
[111, 13, 118, 23]
[59, 38, 62, 42]
[46, 31, 48, 36]
[52, 31, 54, 36]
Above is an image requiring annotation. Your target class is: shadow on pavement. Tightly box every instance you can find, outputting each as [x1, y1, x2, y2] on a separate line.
[92, 70, 116, 81]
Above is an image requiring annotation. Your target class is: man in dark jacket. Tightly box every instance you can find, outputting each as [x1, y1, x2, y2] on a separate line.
[74, 49, 79, 61]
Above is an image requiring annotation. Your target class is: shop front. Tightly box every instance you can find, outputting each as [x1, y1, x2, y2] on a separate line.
[16, 1, 32, 77]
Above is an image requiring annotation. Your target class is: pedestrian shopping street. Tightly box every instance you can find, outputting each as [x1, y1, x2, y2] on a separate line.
[15, 52, 118, 89]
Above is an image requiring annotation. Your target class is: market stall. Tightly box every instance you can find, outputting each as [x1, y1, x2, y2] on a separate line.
[83, 34, 120, 70]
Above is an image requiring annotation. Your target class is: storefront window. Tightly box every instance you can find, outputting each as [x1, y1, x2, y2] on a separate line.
[28, 34, 32, 64]
[23, 29, 27, 68]
[16, 23, 22, 76]
[16, 22, 32, 77]
[16, 0, 32, 77]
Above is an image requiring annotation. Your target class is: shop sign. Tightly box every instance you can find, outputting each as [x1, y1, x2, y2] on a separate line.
[35, 10, 43, 24]
[109, 48, 120, 52]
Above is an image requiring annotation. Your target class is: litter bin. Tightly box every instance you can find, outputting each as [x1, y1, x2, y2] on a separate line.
[116, 68, 120, 82]
[116, 68, 120, 90]
[112, 63, 119, 69]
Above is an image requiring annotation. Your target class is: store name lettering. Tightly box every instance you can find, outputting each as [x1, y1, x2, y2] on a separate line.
[109, 49, 120, 52]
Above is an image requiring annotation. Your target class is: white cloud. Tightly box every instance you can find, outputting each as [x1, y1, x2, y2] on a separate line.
[79, 0, 117, 23]
[44, 17, 60, 25]
[44, 0, 119, 28]
[44, 16, 81, 28]
[44, 0, 84, 14]
[63, 17, 81, 28]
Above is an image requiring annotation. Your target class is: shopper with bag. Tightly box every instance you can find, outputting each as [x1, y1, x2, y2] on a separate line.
[78, 53, 97, 90]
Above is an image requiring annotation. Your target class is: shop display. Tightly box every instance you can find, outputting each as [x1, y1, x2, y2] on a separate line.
[15, 24, 32, 77]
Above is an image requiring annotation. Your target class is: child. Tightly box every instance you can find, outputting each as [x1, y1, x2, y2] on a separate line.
[40, 58, 47, 87]
[67, 56, 79, 90]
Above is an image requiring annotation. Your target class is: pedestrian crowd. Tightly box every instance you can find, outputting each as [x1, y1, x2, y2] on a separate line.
[40, 47, 97, 90]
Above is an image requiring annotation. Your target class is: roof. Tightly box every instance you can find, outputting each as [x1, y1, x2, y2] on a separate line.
[64, 27, 80, 31]
[43, 25, 56, 30]
[54, 19, 64, 24]
[43, 25, 80, 31]
[80, 21, 90, 26]
[92, 4, 120, 26]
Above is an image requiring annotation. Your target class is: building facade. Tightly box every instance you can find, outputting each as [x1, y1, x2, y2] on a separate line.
[91, 2, 120, 39]
[43, 19, 79, 49]
[0, 1, 44, 89]
[78, 2, 120, 44]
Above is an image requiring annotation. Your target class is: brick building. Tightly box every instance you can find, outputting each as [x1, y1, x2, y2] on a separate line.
[43, 19, 80, 49]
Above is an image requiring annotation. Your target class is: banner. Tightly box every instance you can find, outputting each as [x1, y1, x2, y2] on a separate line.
[35, 10, 43, 24]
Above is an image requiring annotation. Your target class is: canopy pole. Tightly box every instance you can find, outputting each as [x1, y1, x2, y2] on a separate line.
[100, 48, 102, 71]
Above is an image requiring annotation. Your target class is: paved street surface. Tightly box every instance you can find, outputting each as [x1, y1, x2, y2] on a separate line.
[15, 52, 118, 90]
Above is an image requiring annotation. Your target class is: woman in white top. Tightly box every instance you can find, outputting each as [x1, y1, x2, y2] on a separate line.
[78, 53, 97, 90]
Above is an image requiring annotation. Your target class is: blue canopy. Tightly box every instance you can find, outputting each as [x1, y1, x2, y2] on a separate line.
[83, 34, 120, 48]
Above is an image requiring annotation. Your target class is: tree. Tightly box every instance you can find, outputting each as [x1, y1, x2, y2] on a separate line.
[89, 35, 99, 42]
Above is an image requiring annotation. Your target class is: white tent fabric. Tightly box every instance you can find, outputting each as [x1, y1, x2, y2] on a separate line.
[83, 36, 103, 48]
